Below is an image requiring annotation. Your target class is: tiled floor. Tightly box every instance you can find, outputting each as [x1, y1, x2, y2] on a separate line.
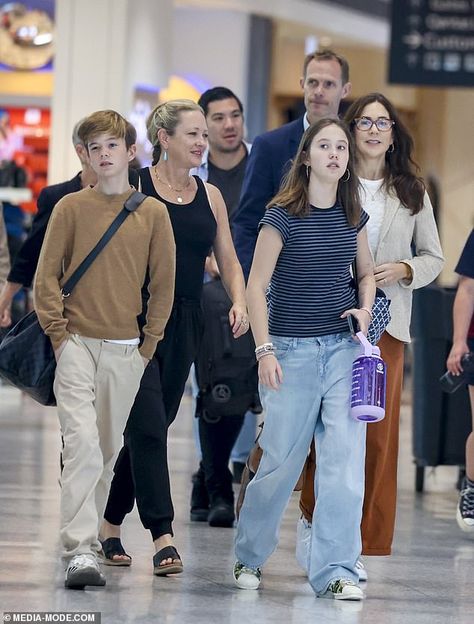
[0, 382, 473, 624]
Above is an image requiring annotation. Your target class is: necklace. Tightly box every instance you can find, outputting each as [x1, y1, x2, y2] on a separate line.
[363, 179, 383, 202]
[154, 166, 191, 203]
[368, 188, 379, 202]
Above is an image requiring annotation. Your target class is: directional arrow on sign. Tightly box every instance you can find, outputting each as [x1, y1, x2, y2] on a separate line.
[403, 31, 423, 49]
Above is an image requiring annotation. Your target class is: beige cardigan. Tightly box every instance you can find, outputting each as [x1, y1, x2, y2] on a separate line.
[0, 206, 10, 288]
[373, 190, 444, 343]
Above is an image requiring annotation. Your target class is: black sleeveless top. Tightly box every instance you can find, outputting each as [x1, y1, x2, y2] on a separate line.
[139, 169, 217, 301]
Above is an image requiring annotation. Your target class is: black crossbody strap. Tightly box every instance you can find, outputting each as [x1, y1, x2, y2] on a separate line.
[61, 190, 147, 298]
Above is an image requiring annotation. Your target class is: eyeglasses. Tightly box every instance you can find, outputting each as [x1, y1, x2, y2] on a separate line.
[354, 117, 395, 132]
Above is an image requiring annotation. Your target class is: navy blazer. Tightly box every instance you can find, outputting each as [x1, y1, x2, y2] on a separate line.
[8, 168, 139, 287]
[232, 117, 305, 278]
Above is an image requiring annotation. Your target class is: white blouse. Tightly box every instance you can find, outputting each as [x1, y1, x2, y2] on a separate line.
[359, 177, 385, 257]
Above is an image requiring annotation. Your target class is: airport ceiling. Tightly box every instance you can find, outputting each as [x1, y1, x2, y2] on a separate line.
[316, 0, 390, 20]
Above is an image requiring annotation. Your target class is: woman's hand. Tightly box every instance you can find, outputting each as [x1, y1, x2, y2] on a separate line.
[374, 262, 410, 287]
[229, 303, 249, 338]
[341, 307, 371, 337]
[447, 340, 469, 375]
[258, 354, 283, 389]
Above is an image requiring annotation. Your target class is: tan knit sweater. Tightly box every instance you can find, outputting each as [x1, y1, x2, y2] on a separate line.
[34, 186, 175, 359]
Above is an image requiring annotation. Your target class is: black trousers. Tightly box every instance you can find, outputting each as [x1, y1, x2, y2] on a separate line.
[199, 413, 245, 505]
[104, 299, 203, 540]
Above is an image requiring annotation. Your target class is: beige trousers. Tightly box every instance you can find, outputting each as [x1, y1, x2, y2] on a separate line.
[54, 334, 144, 560]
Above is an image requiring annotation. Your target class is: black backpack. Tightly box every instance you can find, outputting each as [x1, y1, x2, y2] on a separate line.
[195, 279, 258, 423]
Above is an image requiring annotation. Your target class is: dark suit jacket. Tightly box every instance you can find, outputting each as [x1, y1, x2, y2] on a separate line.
[8, 173, 82, 287]
[8, 168, 140, 287]
[232, 117, 305, 278]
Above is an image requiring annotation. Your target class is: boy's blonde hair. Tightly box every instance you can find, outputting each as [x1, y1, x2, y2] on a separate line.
[78, 110, 137, 150]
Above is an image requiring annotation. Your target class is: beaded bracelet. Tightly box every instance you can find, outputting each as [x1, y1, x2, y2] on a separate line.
[256, 350, 276, 362]
[255, 342, 275, 361]
[255, 342, 274, 354]
[359, 307, 373, 320]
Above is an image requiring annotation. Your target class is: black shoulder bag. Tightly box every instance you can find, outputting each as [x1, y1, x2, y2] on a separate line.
[0, 191, 147, 406]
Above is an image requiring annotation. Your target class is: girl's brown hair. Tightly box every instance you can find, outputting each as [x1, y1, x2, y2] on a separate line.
[269, 118, 361, 226]
[344, 92, 424, 215]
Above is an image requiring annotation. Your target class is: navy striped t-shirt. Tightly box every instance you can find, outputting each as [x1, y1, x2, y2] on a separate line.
[260, 203, 369, 337]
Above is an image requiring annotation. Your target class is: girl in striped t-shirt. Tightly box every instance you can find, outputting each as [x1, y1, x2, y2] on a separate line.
[233, 118, 375, 601]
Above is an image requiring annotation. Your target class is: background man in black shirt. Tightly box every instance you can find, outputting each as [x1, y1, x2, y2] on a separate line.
[191, 87, 255, 527]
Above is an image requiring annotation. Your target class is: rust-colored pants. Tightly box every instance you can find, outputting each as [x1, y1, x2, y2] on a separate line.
[299, 332, 405, 555]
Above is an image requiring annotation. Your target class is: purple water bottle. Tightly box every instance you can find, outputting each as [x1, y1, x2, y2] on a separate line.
[351, 332, 387, 422]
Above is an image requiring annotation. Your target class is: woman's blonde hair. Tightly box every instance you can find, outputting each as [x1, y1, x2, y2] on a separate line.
[146, 99, 203, 163]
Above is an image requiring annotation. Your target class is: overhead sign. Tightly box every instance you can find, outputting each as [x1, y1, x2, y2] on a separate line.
[389, 0, 474, 87]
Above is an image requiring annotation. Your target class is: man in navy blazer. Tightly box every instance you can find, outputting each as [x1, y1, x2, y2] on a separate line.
[232, 49, 352, 277]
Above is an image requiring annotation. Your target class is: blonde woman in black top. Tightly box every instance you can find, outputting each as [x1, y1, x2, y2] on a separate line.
[101, 100, 248, 574]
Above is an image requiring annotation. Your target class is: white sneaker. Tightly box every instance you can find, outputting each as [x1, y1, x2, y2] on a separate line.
[65, 553, 106, 589]
[295, 516, 311, 572]
[318, 578, 364, 601]
[233, 561, 261, 590]
[355, 558, 368, 582]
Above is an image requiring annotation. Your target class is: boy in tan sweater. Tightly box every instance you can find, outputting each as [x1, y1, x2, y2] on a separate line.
[34, 110, 175, 589]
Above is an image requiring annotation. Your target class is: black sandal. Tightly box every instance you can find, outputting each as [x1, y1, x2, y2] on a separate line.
[153, 546, 183, 576]
[99, 537, 132, 567]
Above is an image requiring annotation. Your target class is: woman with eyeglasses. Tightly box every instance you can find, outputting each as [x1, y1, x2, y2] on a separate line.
[297, 93, 444, 579]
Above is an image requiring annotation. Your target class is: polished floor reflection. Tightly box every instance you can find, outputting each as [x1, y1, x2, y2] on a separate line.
[0, 381, 473, 624]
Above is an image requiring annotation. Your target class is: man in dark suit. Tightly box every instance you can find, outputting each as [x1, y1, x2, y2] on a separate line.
[232, 49, 352, 278]
[0, 120, 138, 327]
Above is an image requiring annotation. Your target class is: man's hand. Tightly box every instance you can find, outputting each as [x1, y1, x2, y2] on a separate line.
[0, 281, 21, 327]
[0, 306, 11, 328]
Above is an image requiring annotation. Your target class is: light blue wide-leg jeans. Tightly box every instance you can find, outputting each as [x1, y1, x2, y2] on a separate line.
[234, 333, 366, 594]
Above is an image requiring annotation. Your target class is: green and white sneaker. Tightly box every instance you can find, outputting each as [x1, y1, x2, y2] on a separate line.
[233, 561, 261, 590]
[318, 578, 364, 601]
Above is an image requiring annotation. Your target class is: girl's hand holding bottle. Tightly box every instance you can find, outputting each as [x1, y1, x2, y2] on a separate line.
[341, 307, 371, 337]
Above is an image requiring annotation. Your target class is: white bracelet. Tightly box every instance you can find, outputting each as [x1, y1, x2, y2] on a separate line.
[255, 342, 274, 353]
[256, 350, 276, 362]
[359, 307, 373, 320]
